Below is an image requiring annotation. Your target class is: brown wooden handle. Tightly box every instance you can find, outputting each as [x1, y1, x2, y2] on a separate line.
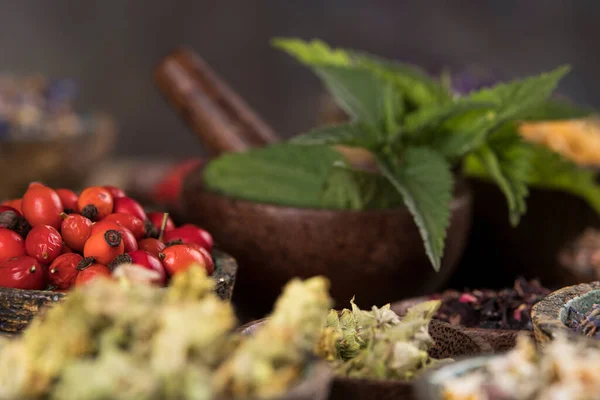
[154, 47, 279, 156]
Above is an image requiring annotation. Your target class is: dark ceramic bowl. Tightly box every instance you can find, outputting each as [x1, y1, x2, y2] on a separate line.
[532, 281, 600, 346]
[392, 297, 534, 353]
[240, 318, 492, 400]
[182, 172, 473, 319]
[0, 249, 238, 333]
[451, 180, 600, 291]
[413, 356, 493, 400]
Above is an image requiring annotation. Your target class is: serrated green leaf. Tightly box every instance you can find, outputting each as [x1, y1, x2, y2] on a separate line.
[290, 123, 379, 149]
[203, 144, 346, 208]
[438, 66, 570, 157]
[272, 37, 351, 67]
[465, 125, 532, 225]
[314, 65, 401, 129]
[320, 164, 405, 210]
[525, 98, 595, 120]
[526, 145, 600, 215]
[403, 99, 496, 135]
[376, 148, 454, 270]
[352, 52, 451, 108]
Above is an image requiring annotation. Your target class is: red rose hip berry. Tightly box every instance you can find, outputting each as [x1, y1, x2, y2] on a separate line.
[0, 228, 26, 264]
[75, 257, 112, 286]
[77, 186, 113, 221]
[137, 238, 166, 259]
[164, 224, 213, 252]
[103, 186, 126, 199]
[61, 214, 93, 252]
[147, 212, 175, 233]
[83, 230, 124, 265]
[112, 197, 147, 221]
[0, 256, 45, 290]
[48, 253, 83, 289]
[159, 244, 209, 276]
[22, 184, 63, 229]
[25, 225, 63, 264]
[109, 250, 166, 286]
[55, 188, 78, 213]
[103, 213, 146, 240]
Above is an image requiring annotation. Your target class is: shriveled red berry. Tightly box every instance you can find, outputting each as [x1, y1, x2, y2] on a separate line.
[22, 184, 63, 229]
[164, 224, 213, 252]
[103, 213, 146, 240]
[48, 253, 83, 289]
[77, 186, 113, 221]
[0, 228, 26, 264]
[83, 230, 124, 265]
[137, 238, 166, 259]
[159, 244, 208, 276]
[147, 212, 175, 233]
[112, 197, 147, 221]
[61, 214, 93, 252]
[55, 188, 79, 212]
[25, 225, 63, 264]
[103, 186, 126, 199]
[75, 258, 111, 286]
[0, 256, 45, 290]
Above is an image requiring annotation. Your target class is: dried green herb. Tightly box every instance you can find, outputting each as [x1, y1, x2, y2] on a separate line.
[316, 299, 449, 380]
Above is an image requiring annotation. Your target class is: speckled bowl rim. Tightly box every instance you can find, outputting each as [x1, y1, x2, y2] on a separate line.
[532, 281, 600, 344]
[391, 297, 532, 352]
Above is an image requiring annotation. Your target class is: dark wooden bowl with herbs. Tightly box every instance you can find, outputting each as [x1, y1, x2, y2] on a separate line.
[392, 278, 548, 352]
[241, 300, 492, 400]
[531, 280, 600, 346]
[318, 65, 600, 292]
[157, 41, 572, 318]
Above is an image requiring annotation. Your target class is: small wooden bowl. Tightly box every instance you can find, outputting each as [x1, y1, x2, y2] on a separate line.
[182, 171, 473, 319]
[0, 114, 116, 200]
[0, 249, 238, 333]
[392, 297, 534, 353]
[240, 318, 491, 400]
[531, 281, 600, 346]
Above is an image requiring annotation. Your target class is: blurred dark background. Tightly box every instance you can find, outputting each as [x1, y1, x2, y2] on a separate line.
[1, 0, 598, 157]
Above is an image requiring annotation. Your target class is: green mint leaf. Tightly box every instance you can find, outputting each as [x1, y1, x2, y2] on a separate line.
[320, 164, 405, 210]
[464, 125, 532, 225]
[290, 122, 380, 149]
[376, 147, 453, 271]
[526, 145, 600, 215]
[203, 144, 346, 208]
[403, 99, 496, 135]
[272, 37, 352, 67]
[438, 66, 570, 157]
[351, 52, 451, 108]
[525, 98, 595, 120]
[314, 65, 401, 129]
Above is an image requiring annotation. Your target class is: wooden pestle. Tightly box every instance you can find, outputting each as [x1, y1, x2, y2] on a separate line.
[154, 47, 279, 156]
[154, 46, 378, 171]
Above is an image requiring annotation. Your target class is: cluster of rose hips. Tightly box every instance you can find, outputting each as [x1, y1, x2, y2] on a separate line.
[0, 182, 214, 291]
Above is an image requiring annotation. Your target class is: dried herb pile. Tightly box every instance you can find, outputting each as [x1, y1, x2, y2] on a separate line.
[316, 299, 450, 380]
[434, 278, 549, 330]
[0, 266, 332, 400]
